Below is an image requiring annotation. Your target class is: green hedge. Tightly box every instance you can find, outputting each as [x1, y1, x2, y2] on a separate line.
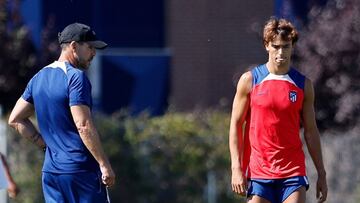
[7, 110, 245, 203]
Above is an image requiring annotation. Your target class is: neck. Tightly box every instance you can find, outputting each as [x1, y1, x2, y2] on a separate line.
[58, 50, 78, 68]
[266, 61, 290, 75]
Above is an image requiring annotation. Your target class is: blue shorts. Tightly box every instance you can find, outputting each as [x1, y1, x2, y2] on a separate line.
[247, 176, 309, 203]
[42, 171, 108, 203]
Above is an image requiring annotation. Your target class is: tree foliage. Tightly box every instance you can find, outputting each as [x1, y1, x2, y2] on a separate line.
[96, 110, 243, 203]
[6, 118, 44, 203]
[0, 0, 38, 112]
[294, 0, 360, 131]
[7, 111, 245, 203]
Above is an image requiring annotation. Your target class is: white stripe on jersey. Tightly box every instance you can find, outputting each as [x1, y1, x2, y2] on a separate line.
[261, 73, 298, 87]
[46, 61, 68, 74]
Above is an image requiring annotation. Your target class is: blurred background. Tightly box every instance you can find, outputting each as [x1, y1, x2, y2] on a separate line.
[0, 0, 359, 202]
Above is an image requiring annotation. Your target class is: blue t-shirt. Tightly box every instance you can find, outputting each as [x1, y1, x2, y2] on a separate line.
[22, 61, 99, 173]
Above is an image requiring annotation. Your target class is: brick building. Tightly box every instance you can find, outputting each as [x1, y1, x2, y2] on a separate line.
[167, 0, 273, 110]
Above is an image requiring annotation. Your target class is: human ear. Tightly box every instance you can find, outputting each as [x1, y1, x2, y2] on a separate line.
[69, 41, 77, 50]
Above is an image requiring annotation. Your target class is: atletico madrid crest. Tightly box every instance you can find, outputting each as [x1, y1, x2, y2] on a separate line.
[289, 91, 297, 103]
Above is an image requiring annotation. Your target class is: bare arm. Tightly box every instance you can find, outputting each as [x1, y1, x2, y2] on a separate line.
[70, 105, 115, 187]
[8, 98, 45, 149]
[229, 71, 252, 196]
[0, 154, 19, 198]
[302, 78, 327, 202]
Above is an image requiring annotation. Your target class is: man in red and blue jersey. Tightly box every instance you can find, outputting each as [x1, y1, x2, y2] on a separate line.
[229, 17, 328, 203]
[8, 23, 115, 202]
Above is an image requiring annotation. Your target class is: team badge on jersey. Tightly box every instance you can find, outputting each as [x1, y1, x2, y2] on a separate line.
[289, 90, 297, 103]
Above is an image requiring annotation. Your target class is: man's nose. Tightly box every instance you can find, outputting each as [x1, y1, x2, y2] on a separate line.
[278, 48, 284, 54]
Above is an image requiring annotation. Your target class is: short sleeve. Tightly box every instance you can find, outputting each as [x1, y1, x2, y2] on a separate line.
[22, 78, 34, 104]
[68, 71, 92, 108]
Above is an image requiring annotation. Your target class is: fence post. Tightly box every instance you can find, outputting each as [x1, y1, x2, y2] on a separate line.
[206, 170, 217, 203]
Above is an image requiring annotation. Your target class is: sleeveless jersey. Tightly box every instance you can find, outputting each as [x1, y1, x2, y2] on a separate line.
[243, 64, 306, 179]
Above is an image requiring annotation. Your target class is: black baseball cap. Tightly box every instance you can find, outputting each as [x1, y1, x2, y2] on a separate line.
[58, 23, 108, 49]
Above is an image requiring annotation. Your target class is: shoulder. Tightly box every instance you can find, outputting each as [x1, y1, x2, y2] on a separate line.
[301, 77, 315, 105]
[304, 77, 314, 94]
[67, 67, 91, 91]
[67, 66, 88, 82]
[250, 64, 269, 86]
[238, 71, 253, 84]
[236, 71, 253, 94]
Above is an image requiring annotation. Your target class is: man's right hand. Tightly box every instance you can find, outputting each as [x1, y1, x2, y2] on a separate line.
[231, 168, 247, 196]
[100, 164, 116, 187]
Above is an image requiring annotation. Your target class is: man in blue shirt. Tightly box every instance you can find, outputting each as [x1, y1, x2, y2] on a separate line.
[8, 23, 115, 203]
